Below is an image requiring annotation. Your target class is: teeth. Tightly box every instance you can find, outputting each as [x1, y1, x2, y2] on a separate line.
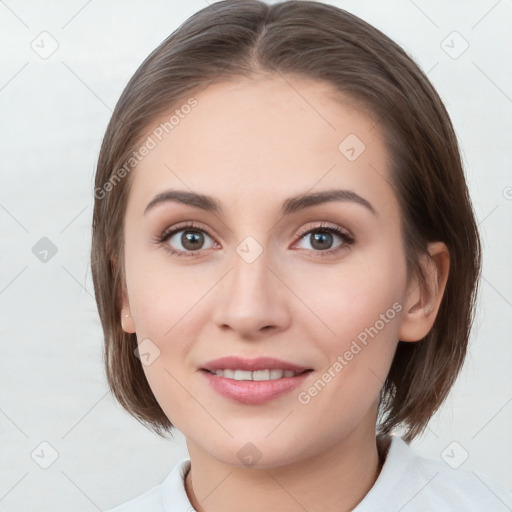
[233, 370, 252, 381]
[212, 369, 300, 380]
[253, 370, 270, 381]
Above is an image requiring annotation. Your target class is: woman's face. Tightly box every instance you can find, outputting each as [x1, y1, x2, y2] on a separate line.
[121, 75, 411, 467]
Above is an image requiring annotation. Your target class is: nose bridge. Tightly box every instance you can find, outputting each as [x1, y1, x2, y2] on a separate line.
[229, 235, 275, 307]
[211, 233, 289, 335]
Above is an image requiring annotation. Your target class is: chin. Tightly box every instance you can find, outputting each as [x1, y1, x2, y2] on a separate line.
[195, 434, 307, 470]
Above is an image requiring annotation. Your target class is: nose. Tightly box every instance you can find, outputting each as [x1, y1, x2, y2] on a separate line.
[210, 244, 291, 339]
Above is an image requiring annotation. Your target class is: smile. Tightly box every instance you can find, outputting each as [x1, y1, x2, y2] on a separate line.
[205, 369, 305, 380]
[201, 369, 313, 404]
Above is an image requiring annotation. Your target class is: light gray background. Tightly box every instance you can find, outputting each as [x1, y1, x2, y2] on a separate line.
[0, 0, 511, 510]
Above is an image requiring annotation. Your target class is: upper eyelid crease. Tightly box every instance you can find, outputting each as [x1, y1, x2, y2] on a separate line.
[162, 221, 351, 240]
[144, 189, 378, 217]
[159, 222, 353, 258]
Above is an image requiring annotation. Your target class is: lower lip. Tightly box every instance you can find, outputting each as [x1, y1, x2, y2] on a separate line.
[201, 370, 312, 405]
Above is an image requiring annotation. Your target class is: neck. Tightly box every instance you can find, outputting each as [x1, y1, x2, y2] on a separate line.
[184, 429, 389, 512]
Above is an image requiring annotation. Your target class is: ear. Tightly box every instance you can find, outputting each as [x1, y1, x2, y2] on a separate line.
[120, 298, 136, 333]
[398, 241, 450, 342]
[113, 255, 136, 334]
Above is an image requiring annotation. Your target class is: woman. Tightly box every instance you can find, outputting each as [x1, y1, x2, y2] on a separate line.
[91, 1, 512, 510]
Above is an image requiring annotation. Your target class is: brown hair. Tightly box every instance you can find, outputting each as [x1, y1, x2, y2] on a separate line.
[91, 0, 481, 442]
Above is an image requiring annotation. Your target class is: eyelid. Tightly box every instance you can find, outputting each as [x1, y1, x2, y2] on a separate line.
[158, 220, 214, 242]
[157, 220, 355, 257]
[157, 221, 218, 255]
[294, 221, 354, 242]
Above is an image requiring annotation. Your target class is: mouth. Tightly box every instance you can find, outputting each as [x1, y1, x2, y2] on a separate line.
[201, 368, 312, 381]
[199, 357, 314, 404]
[201, 355, 312, 374]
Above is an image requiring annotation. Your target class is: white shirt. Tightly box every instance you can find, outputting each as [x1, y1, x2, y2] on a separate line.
[106, 435, 512, 511]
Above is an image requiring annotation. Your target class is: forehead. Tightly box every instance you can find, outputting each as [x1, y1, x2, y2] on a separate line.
[127, 76, 397, 219]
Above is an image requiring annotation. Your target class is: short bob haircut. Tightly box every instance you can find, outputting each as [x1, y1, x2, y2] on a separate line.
[91, 0, 481, 443]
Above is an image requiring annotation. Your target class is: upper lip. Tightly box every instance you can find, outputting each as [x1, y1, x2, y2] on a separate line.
[201, 356, 311, 373]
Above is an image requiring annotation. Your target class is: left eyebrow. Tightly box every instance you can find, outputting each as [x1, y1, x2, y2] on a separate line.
[281, 189, 377, 217]
[144, 188, 378, 217]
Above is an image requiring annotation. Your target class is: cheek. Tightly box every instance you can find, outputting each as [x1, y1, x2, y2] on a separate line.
[124, 249, 211, 405]
[303, 246, 406, 386]
[126, 262, 205, 424]
[306, 252, 405, 336]
[332, 297, 401, 384]
[124, 241, 205, 337]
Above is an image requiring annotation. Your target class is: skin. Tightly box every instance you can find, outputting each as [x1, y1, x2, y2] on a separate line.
[120, 75, 449, 512]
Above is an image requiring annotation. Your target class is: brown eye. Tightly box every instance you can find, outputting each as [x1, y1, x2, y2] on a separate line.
[159, 222, 216, 257]
[177, 230, 206, 251]
[295, 224, 354, 254]
[308, 231, 336, 250]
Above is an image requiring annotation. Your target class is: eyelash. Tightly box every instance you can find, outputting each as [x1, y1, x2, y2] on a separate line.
[157, 221, 355, 258]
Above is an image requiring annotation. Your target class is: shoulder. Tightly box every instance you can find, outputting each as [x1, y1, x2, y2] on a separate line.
[357, 436, 512, 512]
[105, 483, 163, 512]
[105, 459, 192, 512]
[410, 447, 512, 511]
